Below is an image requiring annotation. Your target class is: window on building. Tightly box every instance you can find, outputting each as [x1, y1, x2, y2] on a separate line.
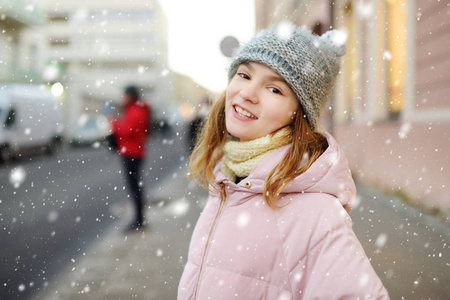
[4, 108, 16, 128]
[49, 37, 70, 46]
[48, 12, 69, 22]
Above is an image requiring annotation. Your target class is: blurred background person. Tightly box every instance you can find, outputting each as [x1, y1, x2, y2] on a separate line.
[188, 96, 210, 154]
[110, 86, 151, 231]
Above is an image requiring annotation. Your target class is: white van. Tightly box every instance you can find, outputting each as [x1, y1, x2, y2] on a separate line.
[0, 84, 64, 162]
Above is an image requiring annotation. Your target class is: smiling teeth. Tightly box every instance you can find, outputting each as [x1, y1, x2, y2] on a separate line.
[235, 106, 256, 119]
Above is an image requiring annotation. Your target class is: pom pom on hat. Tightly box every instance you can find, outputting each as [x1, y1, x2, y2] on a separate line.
[228, 25, 347, 130]
[320, 29, 347, 57]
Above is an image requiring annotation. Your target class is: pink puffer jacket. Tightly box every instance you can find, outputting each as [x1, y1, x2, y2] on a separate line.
[178, 133, 389, 299]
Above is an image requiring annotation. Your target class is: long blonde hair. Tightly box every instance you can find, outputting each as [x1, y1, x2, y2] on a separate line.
[188, 91, 328, 209]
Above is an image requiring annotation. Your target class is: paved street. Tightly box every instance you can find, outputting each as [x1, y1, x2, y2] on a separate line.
[0, 127, 189, 300]
[32, 161, 208, 300]
[351, 184, 450, 299]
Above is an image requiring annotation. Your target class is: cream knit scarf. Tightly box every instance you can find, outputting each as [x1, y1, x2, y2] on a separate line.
[221, 126, 293, 182]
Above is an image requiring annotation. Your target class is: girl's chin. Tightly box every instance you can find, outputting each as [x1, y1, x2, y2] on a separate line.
[227, 130, 249, 141]
[226, 121, 266, 141]
[227, 130, 261, 141]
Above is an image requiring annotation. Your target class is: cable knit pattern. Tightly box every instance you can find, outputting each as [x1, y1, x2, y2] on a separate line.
[221, 126, 293, 182]
[228, 25, 346, 130]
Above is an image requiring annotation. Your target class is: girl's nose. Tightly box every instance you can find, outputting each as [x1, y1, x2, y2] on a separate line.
[239, 84, 259, 103]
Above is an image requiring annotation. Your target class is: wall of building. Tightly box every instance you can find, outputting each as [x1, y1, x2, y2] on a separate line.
[332, 0, 450, 218]
[41, 0, 171, 135]
[254, 0, 330, 32]
[0, 0, 45, 83]
[414, 1, 450, 117]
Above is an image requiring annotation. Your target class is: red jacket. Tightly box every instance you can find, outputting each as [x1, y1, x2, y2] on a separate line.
[111, 100, 150, 158]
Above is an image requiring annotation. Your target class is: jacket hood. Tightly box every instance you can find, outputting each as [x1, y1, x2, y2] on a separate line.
[214, 132, 356, 213]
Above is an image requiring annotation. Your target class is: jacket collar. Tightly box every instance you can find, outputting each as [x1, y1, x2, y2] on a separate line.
[213, 132, 356, 213]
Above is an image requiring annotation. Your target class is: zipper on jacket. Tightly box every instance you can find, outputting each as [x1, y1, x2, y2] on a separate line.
[194, 183, 227, 299]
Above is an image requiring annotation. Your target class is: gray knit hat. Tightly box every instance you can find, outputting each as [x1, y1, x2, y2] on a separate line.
[228, 24, 346, 130]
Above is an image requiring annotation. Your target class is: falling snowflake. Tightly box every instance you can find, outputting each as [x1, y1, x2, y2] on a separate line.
[47, 210, 59, 223]
[329, 30, 348, 49]
[357, 2, 374, 19]
[138, 65, 146, 74]
[294, 272, 302, 282]
[398, 122, 411, 139]
[353, 195, 362, 209]
[25, 5, 34, 12]
[313, 39, 320, 48]
[236, 212, 250, 228]
[277, 291, 291, 300]
[276, 22, 295, 40]
[358, 273, 370, 287]
[165, 198, 189, 216]
[161, 69, 170, 77]
[383, 51, 392, 61]
[9, 166, 27, 188]
[375, 233, 388, 248]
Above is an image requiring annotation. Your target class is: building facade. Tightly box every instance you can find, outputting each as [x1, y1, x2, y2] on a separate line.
[0, 0, 45, 83]
[254, 0, 331, 33]
[41, 0, 171, 134]
[332, 0, 449, 218]
[254, 0, 450, 219]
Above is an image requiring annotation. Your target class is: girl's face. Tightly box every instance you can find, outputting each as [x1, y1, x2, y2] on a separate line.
[225, 62, 299, 141]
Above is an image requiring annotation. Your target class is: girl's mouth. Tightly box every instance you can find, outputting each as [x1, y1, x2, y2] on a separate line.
[234, 105, 257, 119]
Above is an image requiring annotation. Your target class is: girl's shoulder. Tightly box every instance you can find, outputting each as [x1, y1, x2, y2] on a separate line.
[277, 191, 353, 234]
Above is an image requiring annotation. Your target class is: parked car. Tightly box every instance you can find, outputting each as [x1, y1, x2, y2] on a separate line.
[69, 114, 111, 146]
[0, 84, 63, 162]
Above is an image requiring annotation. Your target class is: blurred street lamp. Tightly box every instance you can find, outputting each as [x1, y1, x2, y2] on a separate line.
[51, 82, 65, 98]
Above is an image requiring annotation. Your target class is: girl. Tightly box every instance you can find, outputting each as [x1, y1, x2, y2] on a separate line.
[178, 25, 389, 299]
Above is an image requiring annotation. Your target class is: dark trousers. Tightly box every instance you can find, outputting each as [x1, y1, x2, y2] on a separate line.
[122, 156, 145, 224]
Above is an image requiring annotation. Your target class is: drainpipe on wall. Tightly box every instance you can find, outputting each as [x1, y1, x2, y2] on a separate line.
[329, 0, 336, 134]
[403, 0, 415, 122]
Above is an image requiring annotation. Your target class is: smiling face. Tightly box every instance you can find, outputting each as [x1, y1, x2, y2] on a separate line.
[225, 62, 299, 141]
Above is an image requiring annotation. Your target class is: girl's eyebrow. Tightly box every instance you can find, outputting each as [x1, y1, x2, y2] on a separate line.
[241, 63, 288, 85]
[266, 74, 288, 84]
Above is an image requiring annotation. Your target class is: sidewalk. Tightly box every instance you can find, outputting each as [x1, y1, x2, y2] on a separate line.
[32, 164, 450, 299]
[33, 163, 208, 300]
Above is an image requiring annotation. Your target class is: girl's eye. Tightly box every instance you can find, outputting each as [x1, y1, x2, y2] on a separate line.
[269, 87, 282, 95]
[237, 72, 250, 80]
